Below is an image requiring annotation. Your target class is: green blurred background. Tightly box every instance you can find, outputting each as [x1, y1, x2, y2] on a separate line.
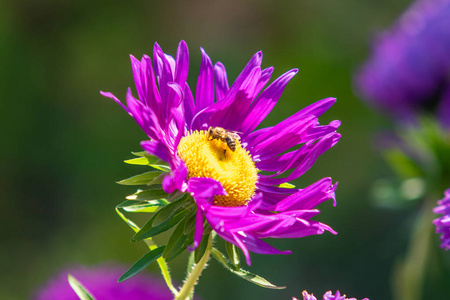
[2, 0, 447, 299]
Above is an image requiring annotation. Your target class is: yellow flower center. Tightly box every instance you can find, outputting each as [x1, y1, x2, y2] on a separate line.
[177, 130, 258, 207]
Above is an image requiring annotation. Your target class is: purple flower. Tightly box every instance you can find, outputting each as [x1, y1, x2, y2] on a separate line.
[102, 41, 340, 265]
[355, 0, 450, 128]
[295, 290, 369, 300]
[33, 264, 172, 300]
[433, 189, 450, 250]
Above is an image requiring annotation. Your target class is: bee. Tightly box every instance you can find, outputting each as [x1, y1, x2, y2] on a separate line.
[207, 126, 241, 152]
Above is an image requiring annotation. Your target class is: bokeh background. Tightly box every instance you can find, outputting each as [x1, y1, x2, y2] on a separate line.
[2, 0, 448, 299]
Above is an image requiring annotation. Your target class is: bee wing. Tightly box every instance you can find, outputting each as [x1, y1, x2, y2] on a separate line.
[228, 132, 241, 140]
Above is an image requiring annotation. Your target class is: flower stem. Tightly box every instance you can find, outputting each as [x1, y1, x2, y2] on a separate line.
[175, 234, 213, 300]
[392, 198, 435, 300]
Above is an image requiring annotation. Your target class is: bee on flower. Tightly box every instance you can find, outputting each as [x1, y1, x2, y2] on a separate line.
[101, 41, 340, 293]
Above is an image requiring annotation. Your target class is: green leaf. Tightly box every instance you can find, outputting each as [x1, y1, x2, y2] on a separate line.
[194, 232, 211, 263]
[277, 182, 296, 189]
[119, 246, 166, 282]
[210, 247, 285, 289]
[124, 156, 159, 165]
[133, 209, 189, 242]
[126, 153, 171, 171]
[117, 200, 166, 213]
[117, 170, 164, 186]
[225, 241, 241, 270]
[147, 173, 166, 185]
[132, 196, 191, 241]
[149, 164, 171, 172]
[153, 194, 190, 226]
[68, 274, 96, 300]
[126, 189, 169, 201]
[131, 151, 149, 157]
[183, 212, 197, 235]
[114, 207, 178, 295]
[163, 213, 195, 261]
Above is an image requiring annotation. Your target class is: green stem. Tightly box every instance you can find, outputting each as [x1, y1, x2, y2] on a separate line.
[115, 207, 178, 296]
[175, 234, 213, 300]
[393, 198, 435, 300]
[143, 239, 179, 297]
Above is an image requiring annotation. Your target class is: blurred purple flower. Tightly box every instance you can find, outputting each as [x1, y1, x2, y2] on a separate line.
[355, 0, 450, 128]
[33, 264, 172, 300]
[101, 41, 340, 265]
[295, 290, 369, 300]
[433, 189, 450, 250]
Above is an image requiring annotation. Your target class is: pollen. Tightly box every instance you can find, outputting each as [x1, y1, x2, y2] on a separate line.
[177, 130, 258, 207]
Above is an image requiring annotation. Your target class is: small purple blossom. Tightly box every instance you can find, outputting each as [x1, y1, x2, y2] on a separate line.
[102, 41, 340, 265]
[33, 264, 172, 300]
[355, 0, 450, 128]
[433, 189, 450, 250]
[295, 290, 369, 300]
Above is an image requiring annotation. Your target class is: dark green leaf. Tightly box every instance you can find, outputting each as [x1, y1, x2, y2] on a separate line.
[225, 241, 241, 270]
[152, 194, 190, 226]
[194, 232, 211, 263]
[210, 248, 285, 289]
[126, 189, 168, 201]
[117, 170, 164, 186]
[131, 198, 190, 242]
[68, 274, 96, 300]
[163, 213, 195, 261]
[165, 231, 194, 262]
[183, 212, 197, 235]
[118, 246, 166, 282]
[133, 209, 189, 242]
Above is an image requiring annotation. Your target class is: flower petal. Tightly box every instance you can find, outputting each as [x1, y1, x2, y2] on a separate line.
[100, 91, 130, 115]
[214, 62, 229, 101]
[140, 140, 172, 164]
[240, 68, 298, 134]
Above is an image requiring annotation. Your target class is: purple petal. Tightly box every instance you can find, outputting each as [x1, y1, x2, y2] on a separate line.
[174, 41, 189, 87]
[183, 83, 195, 129]
[248, 116, 318, 158]
[195, 48, 214, 112]
[130, 55, 145, 103]
[274, 178, 337, 211]
[140, 140, 172, 164]
[140, 54, 162, 109]
[188, 208, 204, 252]
[240, 69, 298, 134]
[258, 133, 341, 185]
[228, 51, 263, 95]
[126, 88, 160, 140]
[257, 132, 341, 176]
[188, 177, 227, 211]
[162, 162, 188, 193]
[214, 62, 229, 101]
[153, 43, 174, 108]
[100, 91, 130, 115]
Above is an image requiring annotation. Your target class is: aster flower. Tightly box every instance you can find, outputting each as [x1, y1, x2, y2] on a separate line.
[355, 0, 450, 128]
[295, 290, 369, 300]
[34, 264, 172, 300]
[433, 189, 450, 250]
[101, 41, 339, 291]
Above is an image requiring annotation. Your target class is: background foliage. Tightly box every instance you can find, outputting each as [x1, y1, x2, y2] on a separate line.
[2, 0, 446, 299]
